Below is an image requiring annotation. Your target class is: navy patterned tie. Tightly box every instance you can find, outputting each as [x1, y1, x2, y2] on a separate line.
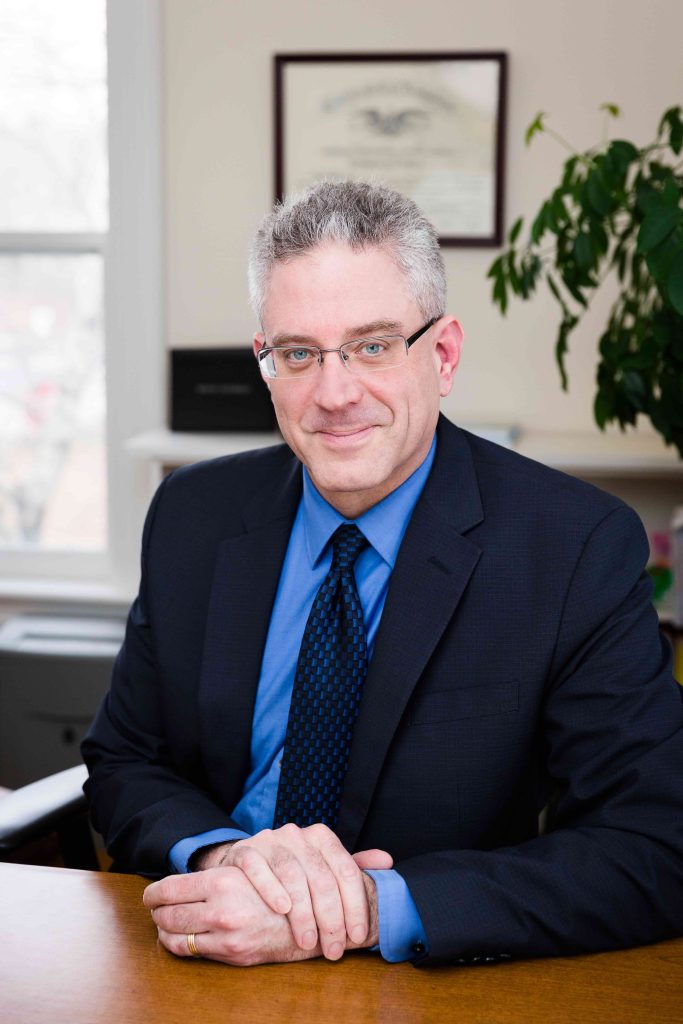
[273, 523, 369, 829]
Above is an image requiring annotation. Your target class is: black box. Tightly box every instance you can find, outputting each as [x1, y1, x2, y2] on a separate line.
[171, 347, 276, 432]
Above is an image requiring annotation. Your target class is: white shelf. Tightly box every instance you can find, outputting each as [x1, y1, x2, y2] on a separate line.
[125, 429, 282, 463]
[514, 430, 683, 478]
[125, 427, 683, 478]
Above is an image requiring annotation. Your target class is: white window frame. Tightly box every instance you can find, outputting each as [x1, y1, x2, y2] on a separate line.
[0, 0, 165, 605]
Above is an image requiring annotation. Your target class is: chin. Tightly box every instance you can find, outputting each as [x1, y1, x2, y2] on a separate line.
[311, 461, 388, 499]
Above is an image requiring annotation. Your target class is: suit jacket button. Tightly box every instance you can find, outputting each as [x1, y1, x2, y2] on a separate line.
[412, 942, 426, 956]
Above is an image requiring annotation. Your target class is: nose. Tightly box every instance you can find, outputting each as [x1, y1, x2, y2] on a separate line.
[310, 351, 364, 410]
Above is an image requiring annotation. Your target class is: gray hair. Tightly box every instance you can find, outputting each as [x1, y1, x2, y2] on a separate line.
[248, 180, 446, 326]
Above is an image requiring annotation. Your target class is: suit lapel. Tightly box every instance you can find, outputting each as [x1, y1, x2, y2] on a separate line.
[198, 453, 302, 809]
[336, 418, 484, 849]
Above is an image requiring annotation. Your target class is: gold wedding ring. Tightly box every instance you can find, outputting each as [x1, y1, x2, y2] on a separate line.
[187, 932, 202, 958]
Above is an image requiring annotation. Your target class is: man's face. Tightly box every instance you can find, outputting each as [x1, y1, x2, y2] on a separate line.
[254, 242, 463, 517]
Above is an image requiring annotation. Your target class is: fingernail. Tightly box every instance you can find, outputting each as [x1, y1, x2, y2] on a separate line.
[276, 896, 290, 913]
[351, 925, 366, 944]
[303, 930, 318, 948]
[328, 942, 344, 960]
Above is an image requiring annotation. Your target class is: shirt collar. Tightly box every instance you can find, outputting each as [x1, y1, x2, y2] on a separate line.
[302, 434, 437, 569]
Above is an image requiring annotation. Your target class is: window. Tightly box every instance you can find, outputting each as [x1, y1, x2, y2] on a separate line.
[0, 0, 108, 553]
[0, 0, 164, 597]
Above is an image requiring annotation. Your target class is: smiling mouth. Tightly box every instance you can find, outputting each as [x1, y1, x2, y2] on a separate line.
[317, 425, 376, 443]
[320, 426, 371, 435]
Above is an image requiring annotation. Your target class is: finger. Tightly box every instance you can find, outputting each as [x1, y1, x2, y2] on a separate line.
[143, 871, 216, 909]
[352, 848, 394, 870]
[230, 844, 292, 914]
[151, 902, 208, 935]
[306, 824, 368, 949]
[156, 926, 210, 959]
[268, 843, 319, 951]
[301, 853, 347, 961]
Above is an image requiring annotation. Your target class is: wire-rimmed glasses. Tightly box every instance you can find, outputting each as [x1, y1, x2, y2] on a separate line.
[257, 319, 437, 380]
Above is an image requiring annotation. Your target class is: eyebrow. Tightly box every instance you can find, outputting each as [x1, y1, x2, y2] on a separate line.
[270, 319, 404, 347]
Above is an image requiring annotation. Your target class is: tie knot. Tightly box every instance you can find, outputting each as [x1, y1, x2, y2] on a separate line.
[331, 523, 367, 571]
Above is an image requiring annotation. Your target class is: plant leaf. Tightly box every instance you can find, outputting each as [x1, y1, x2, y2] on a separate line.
[508, 216, 524, 245]
[609, 139, 639, 167]
[555, 312, 578, 390]
[574, 232, 595, 271]
[645, 224, 683, 287]
[530, 203, 549, 244]
[594, 387, 612, 430]
[659, 106, 683, 154]
[600, 102, 620, 118]
[546, 273, 565, 309]
[636, 180, 661, 215]
[586, 172, 612, 216]
[525, 111, 546, 146]
[667, 249, 683, 315]
[637, 207, 683, 253]
[589, 221, 609, 256]
[486, 255, 504, 279]
[660, 177, 681, 208]
[622, 370, 647, 410]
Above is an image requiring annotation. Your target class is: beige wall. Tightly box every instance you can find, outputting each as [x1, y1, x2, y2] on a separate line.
[163, 0, 682, 435]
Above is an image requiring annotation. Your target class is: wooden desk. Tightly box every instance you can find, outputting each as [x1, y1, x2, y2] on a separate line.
[2, 863, 682, 1024]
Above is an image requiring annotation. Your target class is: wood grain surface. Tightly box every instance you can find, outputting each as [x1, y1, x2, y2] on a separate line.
[1, 862, 682, 1024]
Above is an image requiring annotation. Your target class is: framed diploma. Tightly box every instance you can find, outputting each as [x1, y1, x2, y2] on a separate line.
[274, 52, 507, 246]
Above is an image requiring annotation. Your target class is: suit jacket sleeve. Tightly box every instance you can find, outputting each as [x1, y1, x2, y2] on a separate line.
[397, 504, 683, 965]
[81, 475, 244, 875]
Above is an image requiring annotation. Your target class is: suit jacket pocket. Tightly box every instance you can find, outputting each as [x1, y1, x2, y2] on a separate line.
[409, 680, 519, 725]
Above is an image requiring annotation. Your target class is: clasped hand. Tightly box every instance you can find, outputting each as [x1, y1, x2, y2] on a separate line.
[143, 822, 392, 966]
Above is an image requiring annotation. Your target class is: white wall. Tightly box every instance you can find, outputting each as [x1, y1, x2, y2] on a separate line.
[163, 0, 683, 436]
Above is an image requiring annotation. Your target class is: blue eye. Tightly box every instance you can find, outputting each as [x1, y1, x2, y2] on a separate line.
[285, 348, 314, 364]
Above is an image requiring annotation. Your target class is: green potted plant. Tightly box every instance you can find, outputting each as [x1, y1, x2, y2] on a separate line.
[488, 105, 683, 457]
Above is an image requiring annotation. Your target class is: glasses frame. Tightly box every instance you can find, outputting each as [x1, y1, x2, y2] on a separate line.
[257, 317, 438, 380]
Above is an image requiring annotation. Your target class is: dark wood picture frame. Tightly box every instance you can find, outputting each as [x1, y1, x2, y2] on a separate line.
[274, 52, 507, 247]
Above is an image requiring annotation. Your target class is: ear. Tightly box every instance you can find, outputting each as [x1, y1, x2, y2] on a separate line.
[432, 316, 464, 397]
[253, 331, 265, 358]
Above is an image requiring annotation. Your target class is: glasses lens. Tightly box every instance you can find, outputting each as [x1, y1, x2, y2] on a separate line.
[342, 335, 407, 373]
[260, 346, 320, 379]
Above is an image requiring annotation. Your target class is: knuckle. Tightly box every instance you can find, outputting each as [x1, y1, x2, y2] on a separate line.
[288, 886, 310, 908]
[312, 870, 337, 895]
[215, 871, 235, 895]
[305, 822, 330, 840]
[209, 908, 232, 931]
[276, 860, 302, 886]
[279, 822, 301, 840]
[168, 933, 188, 958]
[227, 907, 249, 930]
[339, 860, 361, 881]
[222, 936, 244, 957]
[233, 846, 259, 872]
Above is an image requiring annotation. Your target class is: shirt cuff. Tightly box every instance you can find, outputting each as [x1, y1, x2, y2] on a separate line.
[365, 868, 428, 962]
[168, 827, 251, 873]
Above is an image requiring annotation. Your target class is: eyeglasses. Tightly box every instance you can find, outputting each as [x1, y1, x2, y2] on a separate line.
[256, 319, 437, 381]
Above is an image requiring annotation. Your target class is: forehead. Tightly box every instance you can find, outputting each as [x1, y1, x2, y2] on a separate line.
[262, 242, 418, 336]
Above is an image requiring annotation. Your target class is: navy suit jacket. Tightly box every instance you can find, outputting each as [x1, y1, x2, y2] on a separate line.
[83, 414, 683, 965]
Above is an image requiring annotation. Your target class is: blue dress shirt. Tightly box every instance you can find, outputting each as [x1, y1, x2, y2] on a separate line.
[169, 436, 436, 961]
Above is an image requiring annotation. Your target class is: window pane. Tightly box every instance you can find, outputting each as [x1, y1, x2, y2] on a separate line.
[0, 255, 106, 550]
[0, 0, 107, 231]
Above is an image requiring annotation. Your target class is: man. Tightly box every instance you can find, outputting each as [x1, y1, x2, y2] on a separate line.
[83, 180, 683, 968]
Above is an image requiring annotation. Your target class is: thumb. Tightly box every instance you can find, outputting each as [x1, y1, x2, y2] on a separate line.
[352, 848, 394, 870]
